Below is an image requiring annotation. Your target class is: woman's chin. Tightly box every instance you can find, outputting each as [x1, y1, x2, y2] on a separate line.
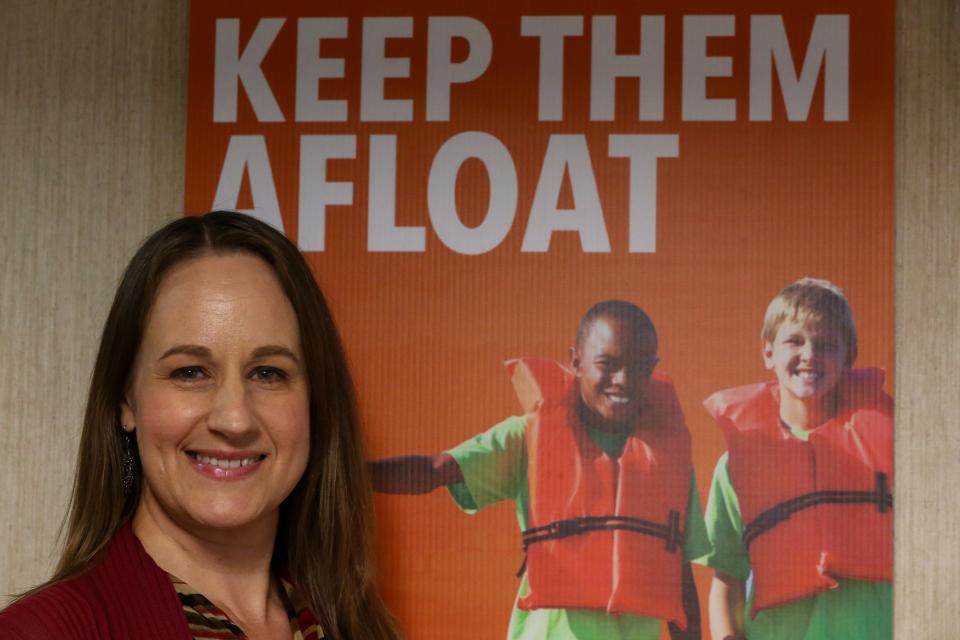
[177, 501, 274, 534]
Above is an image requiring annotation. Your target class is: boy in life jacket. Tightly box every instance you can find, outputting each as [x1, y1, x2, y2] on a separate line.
[371, 300, 709, 640]
[697, 278, 893, 640]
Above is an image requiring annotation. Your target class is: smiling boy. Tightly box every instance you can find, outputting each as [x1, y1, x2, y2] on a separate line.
[698, 278, 893, 640]
[371, 300, 708, 640]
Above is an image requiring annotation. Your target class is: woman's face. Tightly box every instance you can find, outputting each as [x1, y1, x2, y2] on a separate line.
[121, 252, 310, 536]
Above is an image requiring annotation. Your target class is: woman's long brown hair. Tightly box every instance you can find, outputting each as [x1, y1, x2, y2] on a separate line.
[39, 211, 400, 639]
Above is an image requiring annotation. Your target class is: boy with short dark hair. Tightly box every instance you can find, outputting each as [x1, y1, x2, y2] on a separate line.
[371, 300, 708, 640]
[698, 278, 893, 640]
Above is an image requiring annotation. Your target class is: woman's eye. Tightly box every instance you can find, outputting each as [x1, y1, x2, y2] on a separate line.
[251, 367, 287, 383]
[171, 366, 206, 380]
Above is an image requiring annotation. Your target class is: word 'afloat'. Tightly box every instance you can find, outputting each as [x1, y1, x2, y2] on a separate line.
[212, 132, 678, 255]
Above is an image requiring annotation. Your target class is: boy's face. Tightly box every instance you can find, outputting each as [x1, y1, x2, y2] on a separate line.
[763, 317, 849, 406]
[571, 315, 659, 430]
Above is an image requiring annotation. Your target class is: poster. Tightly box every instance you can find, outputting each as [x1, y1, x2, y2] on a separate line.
[185, 2, 894, 638]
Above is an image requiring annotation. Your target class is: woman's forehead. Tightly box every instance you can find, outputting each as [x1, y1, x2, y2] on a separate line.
[142, 254, 300, 352]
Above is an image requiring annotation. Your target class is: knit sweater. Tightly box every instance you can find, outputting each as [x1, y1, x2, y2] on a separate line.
[0, 523, 193, 639]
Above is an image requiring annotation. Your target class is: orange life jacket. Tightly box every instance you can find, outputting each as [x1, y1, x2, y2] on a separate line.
[704, 368, 893, 616]
[507, 357, 692, 627]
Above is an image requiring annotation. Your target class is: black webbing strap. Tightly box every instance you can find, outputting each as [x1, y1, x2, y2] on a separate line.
[743, 472, 893, 548]
[516, 511, 683, 577]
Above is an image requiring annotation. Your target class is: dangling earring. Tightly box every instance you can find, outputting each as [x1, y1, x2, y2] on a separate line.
[122, 429, 136, 494]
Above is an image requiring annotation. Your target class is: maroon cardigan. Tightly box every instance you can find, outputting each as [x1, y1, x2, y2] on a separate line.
[0, 523, 192, 639]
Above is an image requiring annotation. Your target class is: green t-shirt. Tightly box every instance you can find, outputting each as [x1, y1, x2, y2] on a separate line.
[446, 415, 709, 640]
[697, 433, 893, 640]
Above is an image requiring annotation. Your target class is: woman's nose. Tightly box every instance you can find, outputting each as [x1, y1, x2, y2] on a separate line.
[208, 376, 256, 438]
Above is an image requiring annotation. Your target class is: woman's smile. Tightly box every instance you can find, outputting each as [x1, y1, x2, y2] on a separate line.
[185, 450, 268, 480]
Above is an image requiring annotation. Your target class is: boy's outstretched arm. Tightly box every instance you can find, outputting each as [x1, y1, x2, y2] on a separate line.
[369, 453, 464, 494]
[668, 563, 701, 640]
[709, 570, 747, 640]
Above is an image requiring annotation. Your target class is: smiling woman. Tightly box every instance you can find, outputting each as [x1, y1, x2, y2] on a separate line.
[124, 253, 311, 539]
[0, 212, 400, 640]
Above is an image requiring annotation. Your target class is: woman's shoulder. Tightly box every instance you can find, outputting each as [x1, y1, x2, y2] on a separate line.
[0, 524, 191, 639]
[0, 572, 109, 639]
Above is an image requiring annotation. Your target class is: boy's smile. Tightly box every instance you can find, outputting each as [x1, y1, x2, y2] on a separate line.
[572, 315, 659, 432]
[764, 318, 849, 412]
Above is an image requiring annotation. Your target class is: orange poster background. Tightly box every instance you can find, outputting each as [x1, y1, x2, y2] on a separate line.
[185, 2, 894, 637]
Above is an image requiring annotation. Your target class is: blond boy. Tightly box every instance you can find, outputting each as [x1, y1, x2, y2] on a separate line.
[698, 278, 893, 640]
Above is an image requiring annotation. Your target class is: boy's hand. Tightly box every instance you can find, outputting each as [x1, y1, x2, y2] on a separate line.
[369, 453, 463, 494]
[709, 570, 747, 640]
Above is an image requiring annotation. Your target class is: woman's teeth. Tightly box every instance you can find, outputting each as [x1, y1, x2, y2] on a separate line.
[190, 453, 262, 469]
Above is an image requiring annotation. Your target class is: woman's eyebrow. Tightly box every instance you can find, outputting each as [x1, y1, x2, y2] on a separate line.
[159, 344, 211, 360]
[157, 344, 300, 363]
[251, 345, 300, 363]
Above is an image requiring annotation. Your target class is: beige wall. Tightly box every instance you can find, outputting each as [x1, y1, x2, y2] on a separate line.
[0, 0, 188, 586]
[1, 0, 956, 636]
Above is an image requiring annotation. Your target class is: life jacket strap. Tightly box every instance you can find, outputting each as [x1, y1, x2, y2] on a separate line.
[743, 472, 893, 548]
[516, 511, 683, 577]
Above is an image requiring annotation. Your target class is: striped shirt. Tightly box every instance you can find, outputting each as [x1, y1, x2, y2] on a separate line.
[171, 575, 323, 639]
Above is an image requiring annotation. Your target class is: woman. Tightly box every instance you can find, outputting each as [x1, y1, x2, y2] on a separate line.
[0, 211, 400, 639]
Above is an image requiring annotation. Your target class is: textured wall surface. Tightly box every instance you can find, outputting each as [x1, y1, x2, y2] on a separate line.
[0, 0, 957, 636]
[0, 0, 188, 588]
[894, 0, 960, 636]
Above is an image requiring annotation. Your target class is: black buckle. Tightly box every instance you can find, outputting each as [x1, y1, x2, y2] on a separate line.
[876, 472, 892, 512]
[665, 510, 682, 552]
[551, 519, 581, 538]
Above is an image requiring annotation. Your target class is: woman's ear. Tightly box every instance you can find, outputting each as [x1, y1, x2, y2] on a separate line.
[120, 398, 136, 432]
